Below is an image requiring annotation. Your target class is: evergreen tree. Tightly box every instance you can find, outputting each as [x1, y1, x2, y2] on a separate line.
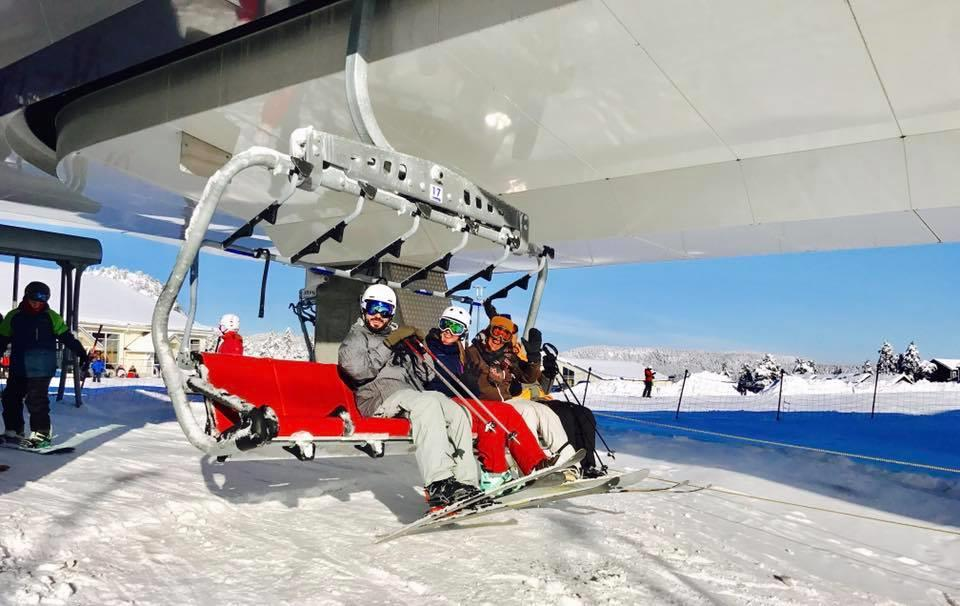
[833, 365, 843, 375]
[877, 341, 897, 374]
[897, 342, 923, 380]
[752, 354, 783, 388]
[793, 357, 816, 375]
[861, 360, 874, 375]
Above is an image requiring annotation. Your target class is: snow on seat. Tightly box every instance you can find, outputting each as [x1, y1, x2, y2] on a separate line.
[200, 353, 411, 440]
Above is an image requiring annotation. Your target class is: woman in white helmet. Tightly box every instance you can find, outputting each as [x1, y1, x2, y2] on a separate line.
[338, 285, 485, 510]
[216, 313, 243, 355]
[425, 306, 557, 491]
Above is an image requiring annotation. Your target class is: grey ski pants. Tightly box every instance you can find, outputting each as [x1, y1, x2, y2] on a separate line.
[377, 389, 479, 487]
[507, 398, 576, 460]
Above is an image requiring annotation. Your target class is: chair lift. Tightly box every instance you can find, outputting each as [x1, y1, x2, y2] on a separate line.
[150, 0, 554, 460]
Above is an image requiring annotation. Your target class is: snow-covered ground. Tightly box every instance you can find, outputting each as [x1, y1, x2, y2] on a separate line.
[2, 382, 959, 605]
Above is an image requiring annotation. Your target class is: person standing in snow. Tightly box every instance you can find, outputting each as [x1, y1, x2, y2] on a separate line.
[216, 313, 244, 355]
[90, 354, 105, 383]
[338, 284, 484, 509]
[0, 282, 89, 448]
[643, 367, 655, 398]
[424, 306, 558, 491]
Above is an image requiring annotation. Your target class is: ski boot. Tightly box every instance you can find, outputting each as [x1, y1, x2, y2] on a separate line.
[424, 478, 493, 512]
[480, 469, 521, 495]
[581, 465, 608, 480]
[20, 431, 52, 449]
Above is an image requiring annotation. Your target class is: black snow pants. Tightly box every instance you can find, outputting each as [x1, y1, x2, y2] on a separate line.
[542, 399, 599, 470]
[2, 374, 54, 435]
[642, 382, 653, 398]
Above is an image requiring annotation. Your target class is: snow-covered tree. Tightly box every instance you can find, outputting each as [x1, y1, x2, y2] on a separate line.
[920, 360, 936, 380]
[754, 354, 782, 382]
[833, 365, 843, 375]
[897, 342, 923, 380]
[877, 341, 897, 374]
[861, 360, 874, 375]
[793, 358, 816, 375]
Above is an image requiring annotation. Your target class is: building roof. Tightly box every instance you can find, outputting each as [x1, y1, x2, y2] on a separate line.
[931, 359, 960, 369]
[0, 261, 211, 333]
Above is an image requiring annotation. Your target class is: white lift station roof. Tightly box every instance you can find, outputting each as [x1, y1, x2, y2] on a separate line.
[5, 0, 960, 271]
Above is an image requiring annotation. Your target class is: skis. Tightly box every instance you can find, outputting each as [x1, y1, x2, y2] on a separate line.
[381, 469, 650, 540]
[375, 449, 586, 544]
[0, 442, 76, 455]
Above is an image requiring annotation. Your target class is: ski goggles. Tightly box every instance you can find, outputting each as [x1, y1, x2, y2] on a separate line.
[363, 299, 395, 318]
[28, 292, 49, 302]
[438, 317, 467, 336]
[489, 326, 513, 343]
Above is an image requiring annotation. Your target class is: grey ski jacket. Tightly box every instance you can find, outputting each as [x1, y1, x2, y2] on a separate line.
[338, 319, 434, 417]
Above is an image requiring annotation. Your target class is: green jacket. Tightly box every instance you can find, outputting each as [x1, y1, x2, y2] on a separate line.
[0, 302, 86, 378]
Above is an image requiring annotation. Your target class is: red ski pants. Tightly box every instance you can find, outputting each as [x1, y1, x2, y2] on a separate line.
[457, 399, 547, 475]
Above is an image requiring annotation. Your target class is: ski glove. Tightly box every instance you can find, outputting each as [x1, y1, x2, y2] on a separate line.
[543, 352, 560, 379]
[383, 325, 424, 349]
[521, 328, 542, 363]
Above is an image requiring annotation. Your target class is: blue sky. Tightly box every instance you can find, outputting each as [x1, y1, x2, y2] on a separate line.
[8, 220, 959, 364]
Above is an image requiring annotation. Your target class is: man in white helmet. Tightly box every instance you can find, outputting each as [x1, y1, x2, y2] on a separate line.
[216, 313, 243, 355]
[338, 284, 482, 509]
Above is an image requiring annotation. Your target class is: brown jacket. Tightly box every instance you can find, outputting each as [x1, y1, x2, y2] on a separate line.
[463, 333, 541, 401]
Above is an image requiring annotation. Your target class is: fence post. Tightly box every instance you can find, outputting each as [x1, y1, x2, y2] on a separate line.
[871, 362, 880, 419]
[583, 367, 593, 407]
[675, 369, 689, 420]
[776, 368, 785, 421]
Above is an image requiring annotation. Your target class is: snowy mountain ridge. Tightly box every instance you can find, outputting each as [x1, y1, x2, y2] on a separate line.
[562, 345, 857, 377]
[87, 265, 182, 312]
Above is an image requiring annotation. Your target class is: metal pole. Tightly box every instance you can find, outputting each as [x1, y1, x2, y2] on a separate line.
[871, 362, 880, 419]
[582, 366, 593, 407]
[523, 257, 549, 338]
[675, 369, 689, 420]
[11, 255, 19, 308]
[178, 256, 199, 367]
[776, 368, 785, 421]
[72, 266, 85, 407]
[56, 267, 74, 402]
[59, 266, 66, 316]
[345, 0, 394, 150]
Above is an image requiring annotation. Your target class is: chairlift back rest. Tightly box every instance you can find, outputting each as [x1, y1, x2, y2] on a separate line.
[200, 353, 412, 440]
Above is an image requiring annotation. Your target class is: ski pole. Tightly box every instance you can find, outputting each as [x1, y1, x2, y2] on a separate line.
[404, 338, 519, 443]
[78, 323, 104, 397]
[543, 344, 616, 459]
[399, 338, 491, 427]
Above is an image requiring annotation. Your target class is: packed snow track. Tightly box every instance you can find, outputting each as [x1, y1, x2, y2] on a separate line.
[1, 381, 958, 605]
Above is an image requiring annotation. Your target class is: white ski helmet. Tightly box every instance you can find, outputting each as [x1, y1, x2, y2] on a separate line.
[218, 313, 240, 334]
[440, 305, 472, 331]
[360, 283, 397, 311]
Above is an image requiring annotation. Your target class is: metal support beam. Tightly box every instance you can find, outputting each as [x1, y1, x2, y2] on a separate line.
[523, 250, 553, 338]
[346, 0, 394, 150]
